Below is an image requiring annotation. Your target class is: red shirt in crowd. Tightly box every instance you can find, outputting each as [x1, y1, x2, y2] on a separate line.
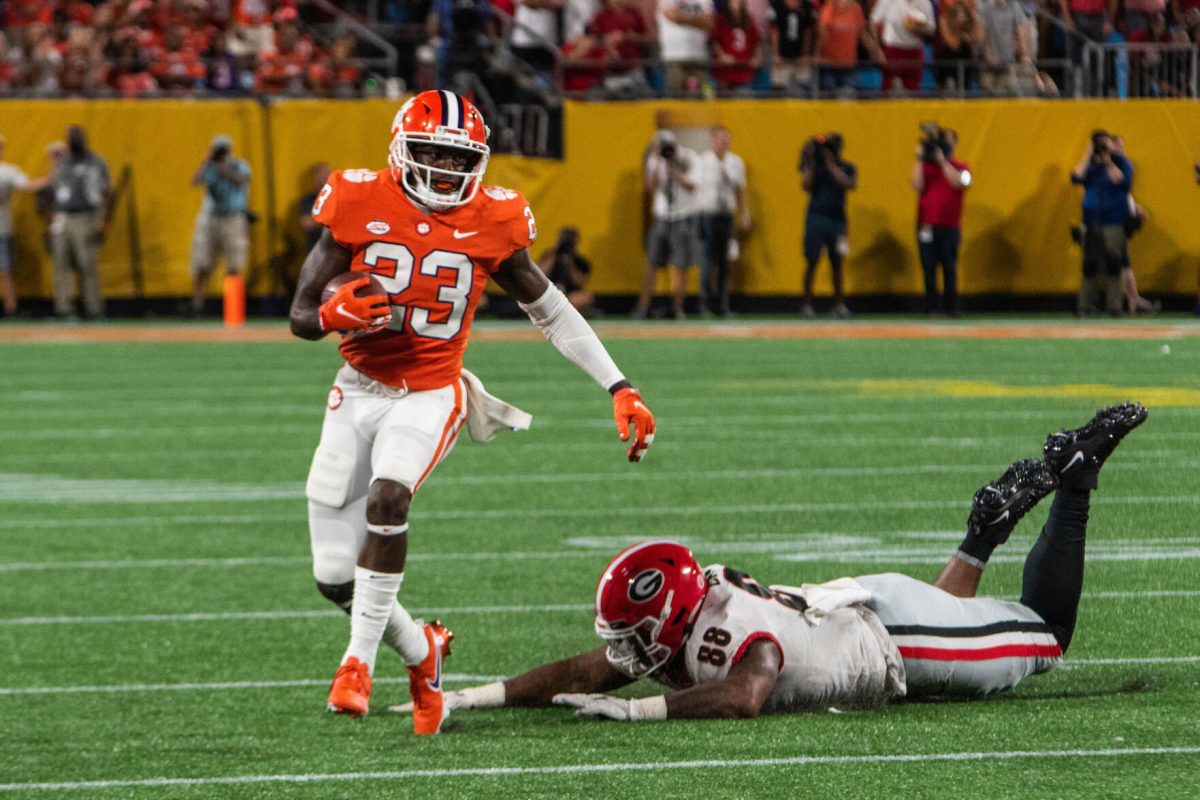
[918, 158, 970, 228]
[711, 15, 760, 87]
[588, 6, 647, 63]
[1067, 0, 1105, 14]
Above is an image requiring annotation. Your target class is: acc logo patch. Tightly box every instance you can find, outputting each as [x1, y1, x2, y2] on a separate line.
[366, 220, 391, 235]
[327, 386, 344, 410]
[483, 186, 518, 201]
[628, 569, 664, 603]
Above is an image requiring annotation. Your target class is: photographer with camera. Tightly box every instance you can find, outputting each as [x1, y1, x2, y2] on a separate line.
[800, 132, 856, 319]
[189, 134, 251, 319]
[912, 124, 971, 317]
[633, 129, 699, 320]
[538, 227, 598, 317]
[1069, 130, 1132, 317]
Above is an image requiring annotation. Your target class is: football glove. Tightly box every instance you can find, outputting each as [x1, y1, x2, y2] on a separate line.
[552, 693, 668, 721]
[387, 682, 505, 714]
[613, 387, 655, 463]
[318, 277, 392, 335]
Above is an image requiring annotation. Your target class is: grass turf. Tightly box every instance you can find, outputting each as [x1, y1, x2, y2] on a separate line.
[1, 319, 1198, 799]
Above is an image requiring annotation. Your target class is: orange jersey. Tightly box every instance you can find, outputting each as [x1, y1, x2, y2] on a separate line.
[313, 169, 537, 390]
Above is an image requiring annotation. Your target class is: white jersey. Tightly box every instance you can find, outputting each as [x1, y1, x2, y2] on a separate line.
[656, 565, 906, 711]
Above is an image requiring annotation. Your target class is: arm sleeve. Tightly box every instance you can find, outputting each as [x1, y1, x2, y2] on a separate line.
[518, 283, 626, 390]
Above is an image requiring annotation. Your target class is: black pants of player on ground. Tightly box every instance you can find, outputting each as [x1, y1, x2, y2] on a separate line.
[700, 212, 734, 314]
[918, 225, 961, 315]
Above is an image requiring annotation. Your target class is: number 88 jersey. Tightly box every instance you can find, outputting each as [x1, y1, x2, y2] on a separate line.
[313, 168, 538, 391]
[662, 565, 906, 712]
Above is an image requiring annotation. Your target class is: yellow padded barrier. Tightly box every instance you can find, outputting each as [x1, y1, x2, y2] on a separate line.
[2, 98, 1197, 299]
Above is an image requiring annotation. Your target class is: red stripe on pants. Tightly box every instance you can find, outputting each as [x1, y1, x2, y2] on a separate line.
[899, 644, 1063, 661]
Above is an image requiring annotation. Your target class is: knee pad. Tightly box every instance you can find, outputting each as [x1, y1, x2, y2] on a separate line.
[316, 579, 354, 610]
[306, 424, 359, 509]
[309, 501, 361, 585]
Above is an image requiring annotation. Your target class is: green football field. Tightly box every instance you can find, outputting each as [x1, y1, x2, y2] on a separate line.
[1, 318, 1198, 799]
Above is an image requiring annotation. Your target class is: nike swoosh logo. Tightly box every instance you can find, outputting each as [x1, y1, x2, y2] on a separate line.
[426, 639, 443, 692]
[1064, 451, 1085, 471]
[335, 303, 368, 324]
[452, 229, 479, 239]
[987, 509, 1011, 526]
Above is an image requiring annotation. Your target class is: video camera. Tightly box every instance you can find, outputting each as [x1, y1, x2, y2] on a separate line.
[919, 122, 951, 163]
[800, 132, 843, 169]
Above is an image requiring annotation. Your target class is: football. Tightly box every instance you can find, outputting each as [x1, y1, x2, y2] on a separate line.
[320, 271, 389, 304]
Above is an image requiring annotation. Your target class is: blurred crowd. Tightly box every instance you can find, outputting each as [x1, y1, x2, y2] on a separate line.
[2, 0, 1195, 99]
[0, 0, 364, 97]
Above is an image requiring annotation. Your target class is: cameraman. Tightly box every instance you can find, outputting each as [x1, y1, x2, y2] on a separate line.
[633, 130, 699, 320]
[911, 125, 970, 317]
[538, 227, 597, 317]
[1069, 130, 1132, 317]
[800, 133, 856, 319]
[189, 135, 251, 317]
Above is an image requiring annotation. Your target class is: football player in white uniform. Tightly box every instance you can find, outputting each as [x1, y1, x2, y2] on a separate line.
[394, 403, 1146, 720]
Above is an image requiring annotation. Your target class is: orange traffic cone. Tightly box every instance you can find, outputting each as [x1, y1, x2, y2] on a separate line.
[223, 274, 245, 327]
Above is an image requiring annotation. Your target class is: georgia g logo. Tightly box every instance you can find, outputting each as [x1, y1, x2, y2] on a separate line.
[628, 569, 665, 603]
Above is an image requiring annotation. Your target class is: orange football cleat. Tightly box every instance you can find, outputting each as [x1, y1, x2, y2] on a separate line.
[326, 656, 372, 717]
[407, 620, 454, 735]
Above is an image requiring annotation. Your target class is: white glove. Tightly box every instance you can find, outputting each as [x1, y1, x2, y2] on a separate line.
[552, 693, 668, 721]
[387, 682, 505, 714]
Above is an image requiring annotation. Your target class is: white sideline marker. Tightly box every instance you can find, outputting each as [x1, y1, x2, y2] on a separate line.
[1, 747, 1198, 792]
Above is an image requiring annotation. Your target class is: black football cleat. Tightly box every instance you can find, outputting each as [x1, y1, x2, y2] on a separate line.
[1043, 403, 1148, 489]
[967, 459, 1059, 546]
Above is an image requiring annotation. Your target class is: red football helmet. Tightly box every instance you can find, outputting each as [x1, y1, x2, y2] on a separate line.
[594, 541, 709, 678]
[389, 90, 490, 210]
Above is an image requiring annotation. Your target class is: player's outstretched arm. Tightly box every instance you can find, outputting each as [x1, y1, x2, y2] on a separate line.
[289, 228, 353, 341]
[389, 646, 632, 714]
[494, 248, 656, 462]
[554, 640, 781, 721]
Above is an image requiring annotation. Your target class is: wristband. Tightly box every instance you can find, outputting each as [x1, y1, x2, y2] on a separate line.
[629, 695, 669, 721]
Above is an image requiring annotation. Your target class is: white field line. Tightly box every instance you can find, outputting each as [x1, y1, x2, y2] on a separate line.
[0, 461, 1185, 504]
[4, 582, 1196, 627]
[4, 657, 1196, 698]
[0, 674, 507, 697]
[2, 747, 1198, 792]
[0, 494, 1197, 524]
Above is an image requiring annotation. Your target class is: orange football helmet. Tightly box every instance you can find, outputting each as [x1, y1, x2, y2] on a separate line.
[389, 90, 490, 210]
[594, 541, 709, 678]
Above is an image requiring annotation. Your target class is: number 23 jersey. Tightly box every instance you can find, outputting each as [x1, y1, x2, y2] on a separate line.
[658, 565, 907, 711]
[313, 169, 538, 391]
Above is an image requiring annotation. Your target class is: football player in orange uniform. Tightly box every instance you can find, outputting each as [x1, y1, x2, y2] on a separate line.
[289, 90, 656, 735]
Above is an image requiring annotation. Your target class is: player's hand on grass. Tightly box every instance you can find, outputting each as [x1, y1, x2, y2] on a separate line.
[318, 276, 391, 335]
[553, 693, 635, 721]
[612, 387, 655, 463]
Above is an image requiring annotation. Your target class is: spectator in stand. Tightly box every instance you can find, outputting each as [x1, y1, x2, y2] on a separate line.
[768, 0, 817, 93]
[871, 0, 936, 91]
[800, 132, 856, 319]
[307, 36, 363, 97]
[711, 0, 762, 93]
[936, 0, 980, 91]
[562, 29, 609, 93]
[179, 0, 218, 52]
[50, 125, 111, 321]
[255, 8, 315, 95]
[59, 26, 108, 95]
[0, 32, 14, 90]
[978, 0, 1029, 94]
[912, 127, 971, 317]
[19, 21, 63, 92]
[695, 126, 749, 316]
[564, 0, 652, 95]
[658, 0, 715, 95]
[633, 129, 700, 320]
[152, 24, 207, 92]
[205, 30, 245, 94]
[1059, 0, 1116, 63]
[1123, 0, 1165, 37]
[427, 0, 495, 89]
[817, 0, 884, 93]
[512, 0, 564, 78]
[1069, 130, 1132, 317]
[230, 0, 278, 56]
[538, 227, 598, 316]
[110, 30, 160, 97]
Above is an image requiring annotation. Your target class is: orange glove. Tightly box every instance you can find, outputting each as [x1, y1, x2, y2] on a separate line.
[613, 387, 655, 463]
[318, 277, 392, 335]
